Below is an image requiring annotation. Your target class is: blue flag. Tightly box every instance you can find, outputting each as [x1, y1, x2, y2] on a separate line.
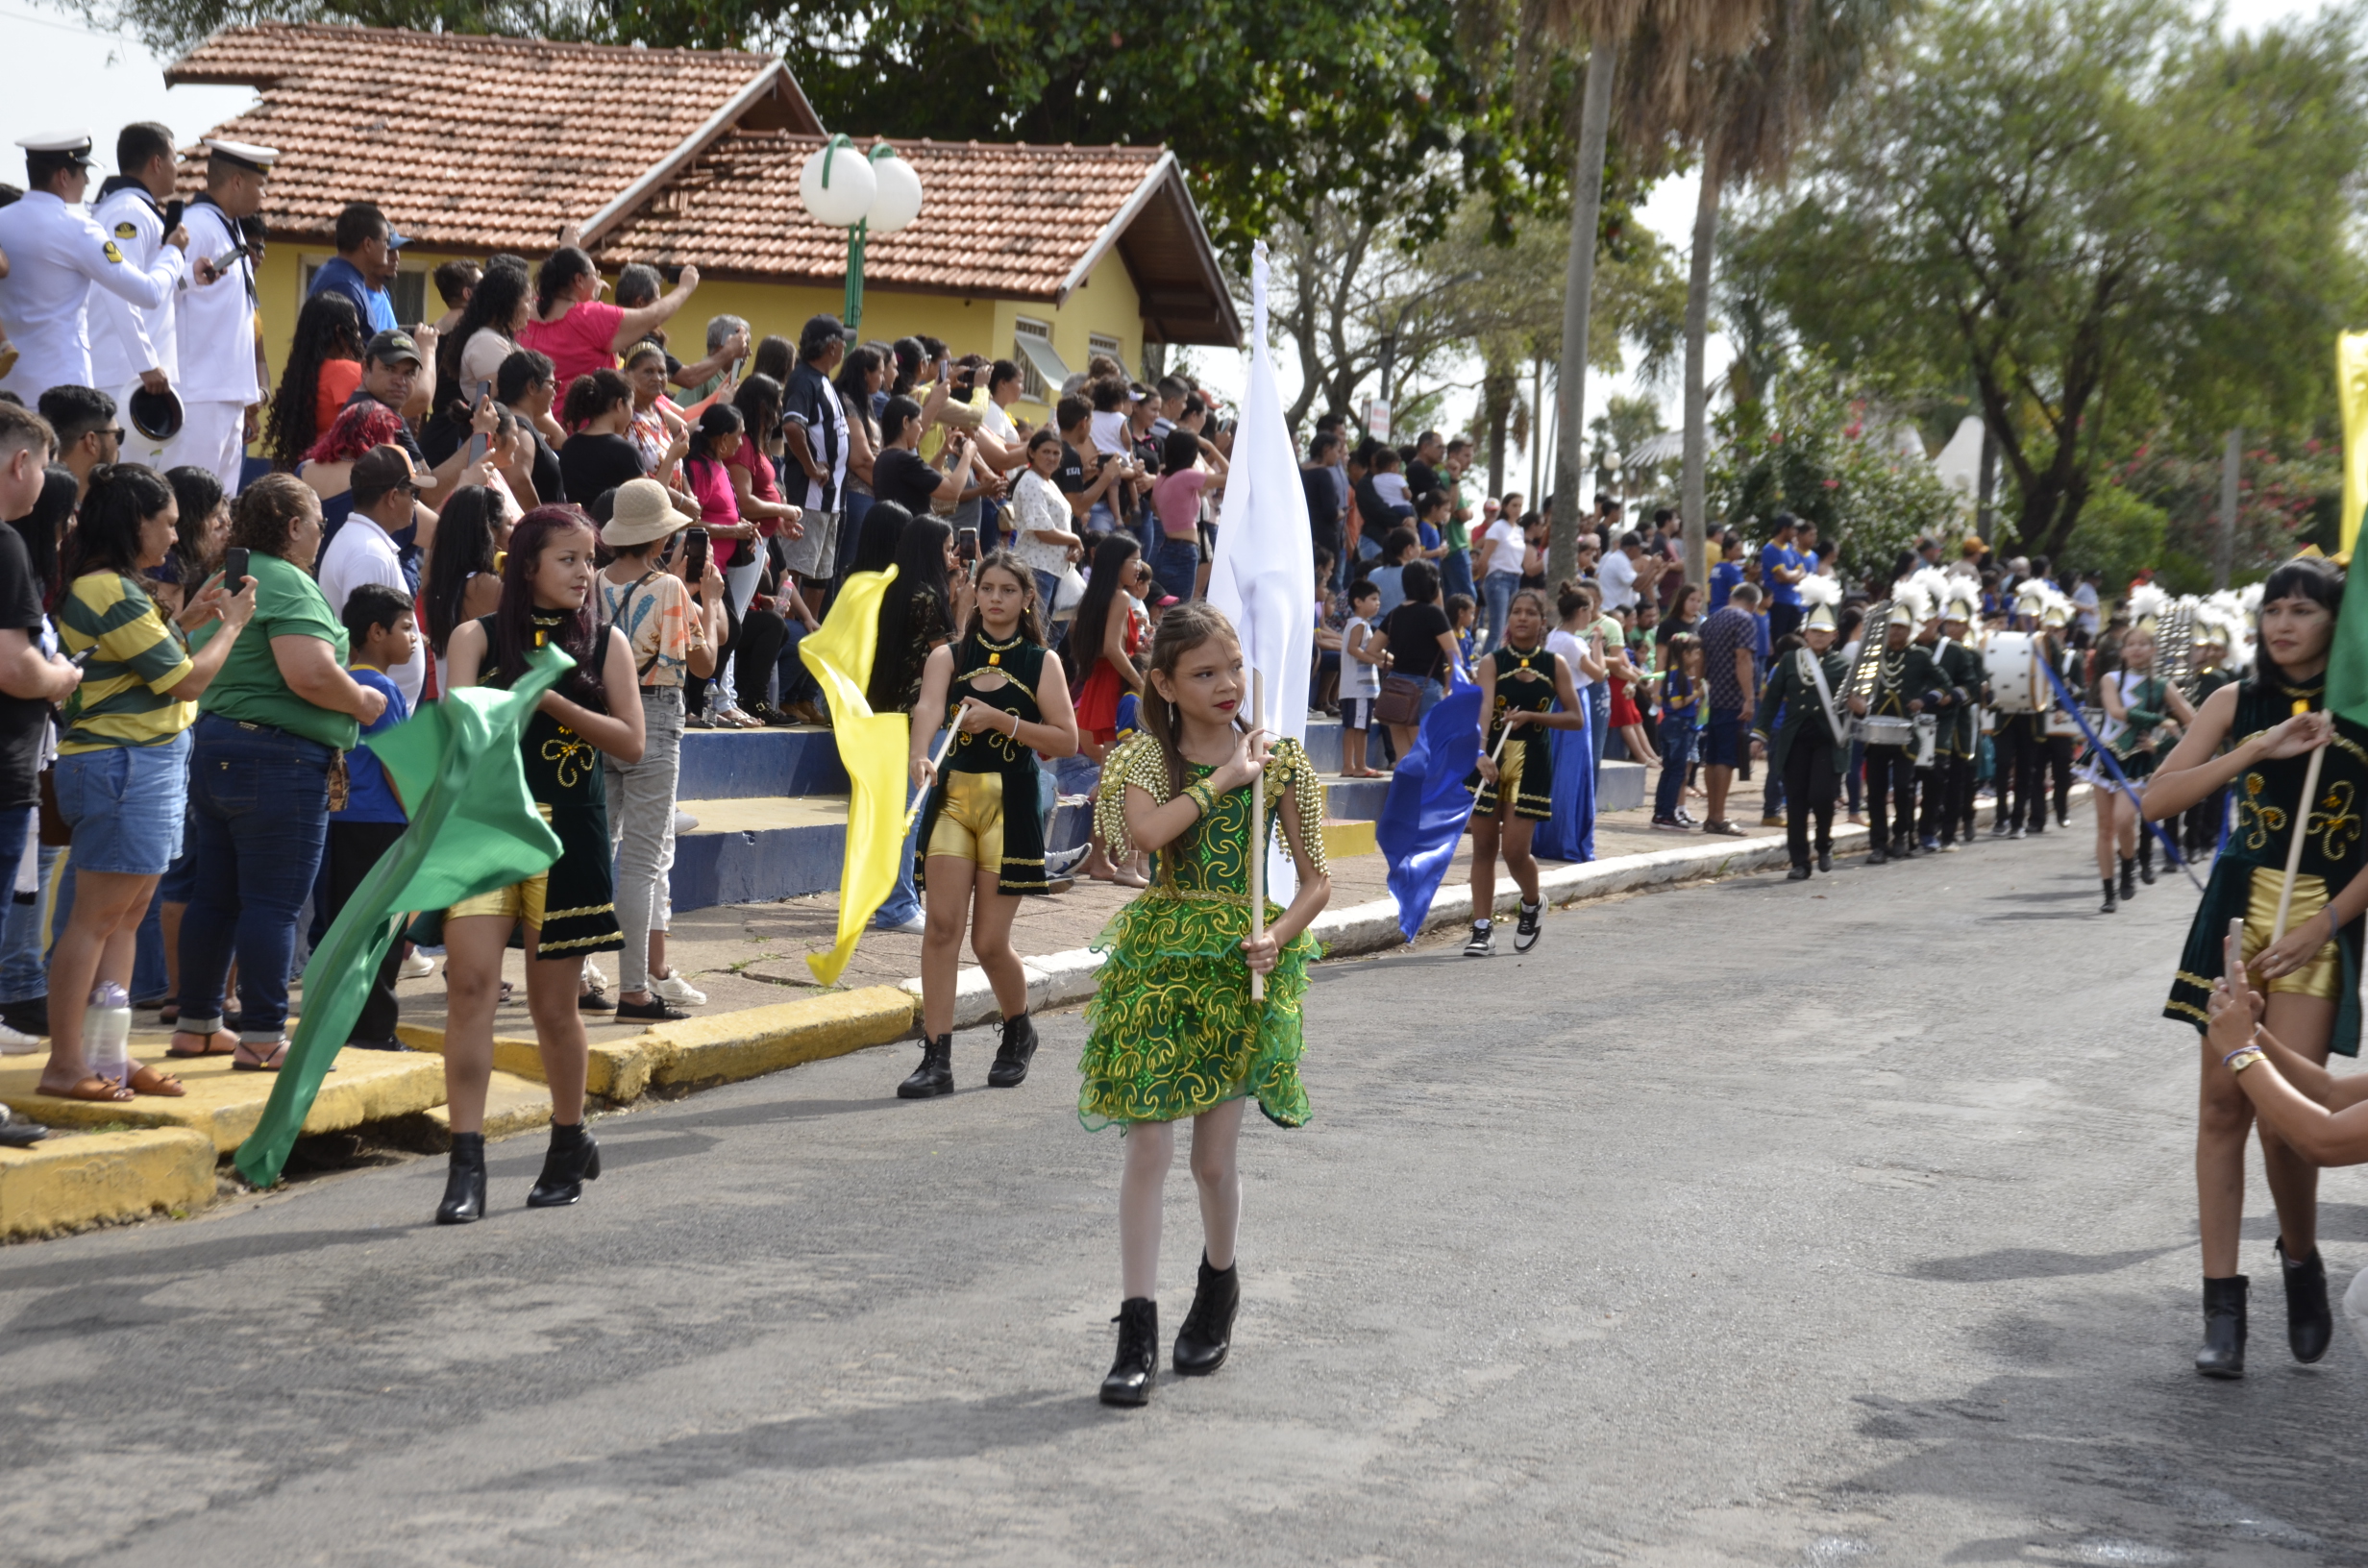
[1529, 710, 1596, 864]
[1378, 666, 1485, 943]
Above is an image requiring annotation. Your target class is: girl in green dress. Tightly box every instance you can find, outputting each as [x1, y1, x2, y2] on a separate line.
[2095, 625, 2194, 909]
[1081, 601, 1332, 1407]
[899, 551, 1078, 1097]
[2146, 556, 2360, 1377]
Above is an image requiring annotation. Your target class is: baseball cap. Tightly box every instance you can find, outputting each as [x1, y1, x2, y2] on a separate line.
[365, 329, 423, 368]
[352, 443, 430, 498]
[385, 225, 411, 251]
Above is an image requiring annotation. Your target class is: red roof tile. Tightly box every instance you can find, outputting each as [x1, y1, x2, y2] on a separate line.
[595, 133, 1168, 302]
[165, 23, 817, 253]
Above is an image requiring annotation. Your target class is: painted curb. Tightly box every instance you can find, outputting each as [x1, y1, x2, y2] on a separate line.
[642, 985, 915, 1089]
[0, 1128, 216, 1237]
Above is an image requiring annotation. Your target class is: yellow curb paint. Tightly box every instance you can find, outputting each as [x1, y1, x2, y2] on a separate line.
[1320, 820, 1378, 861]
[0, 1128, 215, 1237]
[394, 1022, 657, 1102]
[642, 986, 914, 1089]
[0, 1047, 448, 1154]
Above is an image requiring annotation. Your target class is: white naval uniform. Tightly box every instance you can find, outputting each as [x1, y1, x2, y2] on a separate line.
[162, 197, 259, 493]
[86, 182, 183, 468]
[0, 189, 183, 405]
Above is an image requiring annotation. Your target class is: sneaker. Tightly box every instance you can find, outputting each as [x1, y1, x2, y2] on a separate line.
[1919, 835, 1940, 853]
[616, 996, 690, 1023]
[578, 990, 616, 1015]
[1937, 840, 1960, 853]
[1047, 842, 1092, 877]
[0, 1106, 45, 1147]
[674, 809, 700, 834]
[1703, 820, 1747, 837]
[1464, 920, 1495, 957]
[582, 959, 610, 992]
[2009, 824, 2025, 840]
[399, 950, 437, 980]
[1514, 901, 1542, 953]
[345, 1037, 409, 1052]
[1761, 814, 1785, 826]
[876, 913, 928, 936]
[651, 971, 707, 1006]
[0, 1019, 39, 1055]
[1650, 816, 1689, 832]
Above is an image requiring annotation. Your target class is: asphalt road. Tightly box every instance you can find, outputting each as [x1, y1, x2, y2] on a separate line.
[7, 833, 2368, 1567]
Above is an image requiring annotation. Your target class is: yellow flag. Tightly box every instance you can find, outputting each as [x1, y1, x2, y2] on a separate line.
[799, 567, 910, 985]
[2338, 331, 2368, 559]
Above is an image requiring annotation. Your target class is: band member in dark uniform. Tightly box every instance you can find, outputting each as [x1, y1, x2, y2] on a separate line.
[1753, 591, 1851, 880]
[1920, 578, 1986, 852]
[1853, 595, 1947, 865]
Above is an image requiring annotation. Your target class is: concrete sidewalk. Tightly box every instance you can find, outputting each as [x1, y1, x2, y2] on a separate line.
[2, 772, 2060, 1239]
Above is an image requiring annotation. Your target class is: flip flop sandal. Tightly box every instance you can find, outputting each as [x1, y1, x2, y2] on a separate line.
[233, 1040, 288, 1072]
[166, 1030, 240, 1058]
[41, 1074, 134, 1102]
[126, 1064, 186, 1097]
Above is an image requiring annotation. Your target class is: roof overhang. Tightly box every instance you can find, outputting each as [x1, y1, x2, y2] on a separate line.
[580, 61, 817, 245]
[1057, 153, 1240, 348]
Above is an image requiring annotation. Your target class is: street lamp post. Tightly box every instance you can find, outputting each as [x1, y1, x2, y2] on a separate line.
[798, 135, 924, 336]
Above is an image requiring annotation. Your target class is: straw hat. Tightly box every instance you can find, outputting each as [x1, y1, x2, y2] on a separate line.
[603, 478, 699, 548]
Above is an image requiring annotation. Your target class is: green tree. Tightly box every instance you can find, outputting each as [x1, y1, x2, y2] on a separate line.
[71, 0, 1569, 264]
[1728, 0, 2368, 562]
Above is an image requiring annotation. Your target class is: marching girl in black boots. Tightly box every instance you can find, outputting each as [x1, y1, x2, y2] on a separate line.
[2147, 556, 2363, 1376]
[899, 551, 1076, 1095]
[430, 506, 646, 1223]
[1465, 588, 1586, 956]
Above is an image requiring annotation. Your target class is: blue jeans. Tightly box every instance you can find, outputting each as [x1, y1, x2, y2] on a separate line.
[1655, 716, 1696, 820]
[0, 840, 60, 1004]
[774, 621, 817, 707]
[176, 715, 333, 1041]
[1480, 571, 1519, 654]
[1150, 536, 1199, 602]
[1586, 684, 1610, 784]
[1441, 548, 1475, 607]
[874, 774, 927, 928]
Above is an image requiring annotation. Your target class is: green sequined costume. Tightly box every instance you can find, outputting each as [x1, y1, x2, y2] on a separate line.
[1079, 732, 1329, 1130]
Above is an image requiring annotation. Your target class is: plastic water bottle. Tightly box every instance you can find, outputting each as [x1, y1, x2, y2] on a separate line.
[86, 983, 132, 1090]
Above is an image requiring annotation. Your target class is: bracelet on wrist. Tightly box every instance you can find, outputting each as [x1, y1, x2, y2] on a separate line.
[2226, 1046, 2267, 1074]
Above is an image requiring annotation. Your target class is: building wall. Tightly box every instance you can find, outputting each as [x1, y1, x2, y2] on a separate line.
[256, 244, 1144, 428]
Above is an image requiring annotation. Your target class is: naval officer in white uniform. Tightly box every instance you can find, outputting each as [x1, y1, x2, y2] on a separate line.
[0, 132, 187, 407]
[162, 138, 275, 493]
[87, 123, 192, 469]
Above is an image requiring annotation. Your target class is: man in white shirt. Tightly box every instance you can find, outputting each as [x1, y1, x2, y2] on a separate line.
[1598, 530, 1642, 613]
[317, 446, 429, 704]
[89, 124, 190, 469]
[0, 131, 188, 406]
[162, 139, 276, 494]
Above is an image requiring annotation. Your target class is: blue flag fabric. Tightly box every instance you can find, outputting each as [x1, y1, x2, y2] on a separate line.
[1529, 708, 1596, 864]
[1378, 667, 1485, 943]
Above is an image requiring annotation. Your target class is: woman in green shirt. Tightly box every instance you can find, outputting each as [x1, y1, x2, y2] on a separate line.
[171, 474, 388, 1071]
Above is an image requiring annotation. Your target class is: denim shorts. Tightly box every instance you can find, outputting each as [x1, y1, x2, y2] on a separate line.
[1701, 712, 1748, 769]
[55, 728, 193, 876]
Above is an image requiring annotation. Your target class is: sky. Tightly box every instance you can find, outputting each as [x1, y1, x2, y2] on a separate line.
[0, 0, 2336, 490]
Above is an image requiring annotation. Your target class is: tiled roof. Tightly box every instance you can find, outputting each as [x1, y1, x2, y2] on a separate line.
[598, 133, 1160, 299]
[164, 23, 819, 253]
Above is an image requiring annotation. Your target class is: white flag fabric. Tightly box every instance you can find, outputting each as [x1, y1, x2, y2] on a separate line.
[1207, 240, 1318, 894]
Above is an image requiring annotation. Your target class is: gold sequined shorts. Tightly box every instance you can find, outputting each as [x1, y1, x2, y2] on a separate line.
[448, 870, 550, 929]
[2241, 866, 2341, 1001]
[925, 770, 1006, 869]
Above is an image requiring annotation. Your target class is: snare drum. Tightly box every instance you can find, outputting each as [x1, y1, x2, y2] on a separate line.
[1983, 631, 2047, 714]
[1858, 715, 1915, 747]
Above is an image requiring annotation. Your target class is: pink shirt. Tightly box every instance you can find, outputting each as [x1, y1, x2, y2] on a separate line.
[517, 300, 626, 395]
[684, 456, 743, 567]
[1151, 467, 1207, 541]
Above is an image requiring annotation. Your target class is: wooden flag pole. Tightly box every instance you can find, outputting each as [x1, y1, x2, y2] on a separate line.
[902, 723, 962, 834]
[2272, 702, 2325, 943]
[1249, 669, 1268, 1003]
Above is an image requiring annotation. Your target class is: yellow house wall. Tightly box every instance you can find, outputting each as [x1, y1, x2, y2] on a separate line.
[255, 244, 1147, 429]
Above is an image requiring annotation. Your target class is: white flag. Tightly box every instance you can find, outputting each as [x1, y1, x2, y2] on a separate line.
[1208, 240, 1319, 893]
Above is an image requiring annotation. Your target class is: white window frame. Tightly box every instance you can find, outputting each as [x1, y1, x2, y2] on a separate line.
[1014, 316, 1055, 401]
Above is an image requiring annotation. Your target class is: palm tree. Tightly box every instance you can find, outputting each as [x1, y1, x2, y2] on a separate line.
[1492, 0, 1763, 582]
[1670, 0, 1913, 585]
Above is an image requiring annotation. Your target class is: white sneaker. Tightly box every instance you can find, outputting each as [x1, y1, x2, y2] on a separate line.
[651, 971, 707, 1006]
[399, 950, 436, 980]
[674, 809, 700, 834]
[876, 913, 927, 935]
[0, 1019, 39, 1054]
[581, 958, 610, 992]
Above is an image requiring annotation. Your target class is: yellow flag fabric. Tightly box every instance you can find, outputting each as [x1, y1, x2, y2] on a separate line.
[799, 567, 910, 985]
[2338, 331, 2368, 559]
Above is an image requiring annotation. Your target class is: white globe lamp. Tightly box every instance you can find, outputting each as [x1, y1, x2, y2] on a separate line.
[866, 149, 924, 236]
[799, 139, 876, 230]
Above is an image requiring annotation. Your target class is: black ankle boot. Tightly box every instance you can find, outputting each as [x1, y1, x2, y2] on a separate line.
[525, 1120, 601, 1208]
[897, 1033, 954, 1098]
[436, 1132, 486, 1225]
[1100, 1297, 1158, 1406]
[986, 1013, 1039, 1089]
[2278, 1237, 2333, 1363]
[2197, 1274, 2248, 1378]
[2100, 876, 2118, 914]
[2120, 856, 2138, 900]
[1172, 1253, 1241, 1376]
[2139, 835, 2158, 885]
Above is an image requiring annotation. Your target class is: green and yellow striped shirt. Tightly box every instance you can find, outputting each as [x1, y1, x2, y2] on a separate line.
[58, 571, 195, 753]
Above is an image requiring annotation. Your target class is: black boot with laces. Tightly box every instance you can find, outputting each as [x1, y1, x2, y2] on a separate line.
[2120, 856, 2138, 900]
[986, 1013, 1039, 1089]
[1100, 1297, 1158, 1406]
[1172, 1253, 1240, 1376]
[897, 1033, 953, 1098]
[2100, 876, 2117, 914]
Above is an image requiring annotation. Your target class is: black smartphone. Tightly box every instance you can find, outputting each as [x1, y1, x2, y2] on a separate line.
[683, 527, 709, 581]
[222, 547, 250, 592]
[466, 380, 494, 464]
[68, 646, 97, 667]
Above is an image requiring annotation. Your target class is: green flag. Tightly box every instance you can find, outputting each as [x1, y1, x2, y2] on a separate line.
[232, 646, 572, 1188]
[2327, 548, 2368, 730]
